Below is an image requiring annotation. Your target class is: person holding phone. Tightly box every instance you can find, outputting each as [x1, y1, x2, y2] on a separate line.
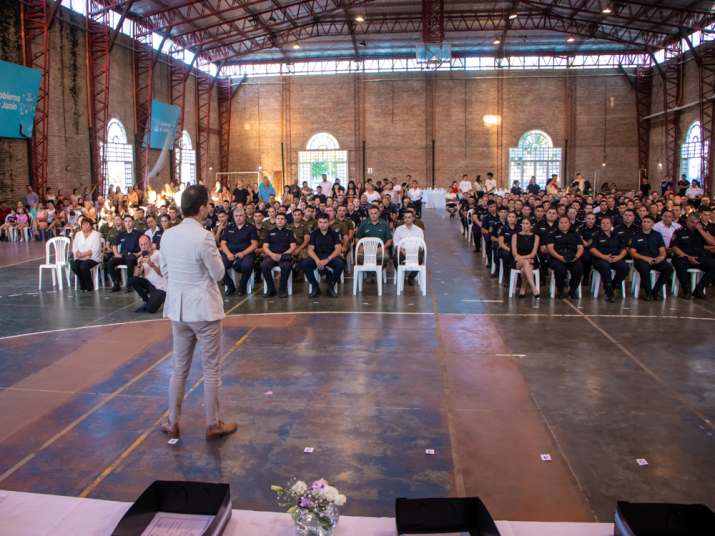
[130, 235, 166, 313]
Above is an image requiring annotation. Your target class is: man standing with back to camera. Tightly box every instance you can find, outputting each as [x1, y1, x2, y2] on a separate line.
[159, 184, 238, 440]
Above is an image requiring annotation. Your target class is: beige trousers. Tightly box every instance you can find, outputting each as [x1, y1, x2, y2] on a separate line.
[169, 319, 223, 426]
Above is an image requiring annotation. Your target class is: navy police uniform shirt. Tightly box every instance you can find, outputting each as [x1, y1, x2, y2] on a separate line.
[592, 230, 626, 256]
[615, 223, 640, 248]
[222, 223, 258, 253]
[549, 230, 581, 259]
[498, 224, 519, 246]
[632, 230, 665, 258]
[265, 226, 296, 254]
[114, 229, 142, 254]
[578, 223, 598, 245]
[671, 227, 706, 257]
[535, 220, 557, 244]
[482, 213, 500, 234]
[309, 229, 342, 259]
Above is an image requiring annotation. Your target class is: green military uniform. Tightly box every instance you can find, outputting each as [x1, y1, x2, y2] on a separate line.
[304, 217, 317, 233]
[332, 218, 355, 239]
[259, 219, 277, 242]
[357, 218, 391, 243]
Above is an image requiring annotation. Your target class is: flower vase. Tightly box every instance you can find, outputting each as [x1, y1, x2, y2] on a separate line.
[293, 505, 339, 536]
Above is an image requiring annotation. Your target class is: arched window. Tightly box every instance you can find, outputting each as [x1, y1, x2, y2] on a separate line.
[681, 121, 707, 182]
[509, 129, 562, 189]
[104, 118, 134, 196]
[176, 130, 196, 185]
[298, 132, 348, 188]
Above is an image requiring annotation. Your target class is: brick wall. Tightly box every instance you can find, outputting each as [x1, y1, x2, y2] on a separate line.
[0, 6, 218, 205]
[229, 70, 639, 191]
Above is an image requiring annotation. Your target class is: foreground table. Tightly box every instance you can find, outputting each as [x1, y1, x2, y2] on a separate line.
[0, 490, 613, 535]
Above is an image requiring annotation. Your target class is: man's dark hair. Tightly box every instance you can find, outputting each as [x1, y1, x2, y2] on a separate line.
[317, 214, 329, 221]
[123, 215, 135, 221]
[642, 215, 655, 222]
[181, 184, 209, 217]
[293, 208, 303, 215]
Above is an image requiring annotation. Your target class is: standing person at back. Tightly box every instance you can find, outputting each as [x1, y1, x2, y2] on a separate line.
[159, 184, 237, 441]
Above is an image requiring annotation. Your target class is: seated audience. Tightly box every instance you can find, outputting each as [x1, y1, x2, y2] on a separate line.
[511, 217, 540, 298]
[261, 213, 296, 297]
[547, 216, 583, 299]
[220, 209, 258, 296]
[301, 214, 344, 298]
[671, 213, 715, 299]
[629, 215, 672, 301]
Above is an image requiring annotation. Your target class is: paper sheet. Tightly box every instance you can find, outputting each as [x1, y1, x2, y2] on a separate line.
[140, 512, 213, 536]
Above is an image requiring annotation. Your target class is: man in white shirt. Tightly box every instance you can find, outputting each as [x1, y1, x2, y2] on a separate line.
[458, 174, 472, 197]
[685, 180, 704, 200]
[407, 178, 423, 217]
[653, 209, 681, 248]
[317, 174, 333, 197]
[484, 172, 497, 193]
[131, 235, 166, 313]
[144, 215, 160, 243]
[364, 182, 381, 203]
[392, 210, 425, 285]
[159, 184, 237, 441]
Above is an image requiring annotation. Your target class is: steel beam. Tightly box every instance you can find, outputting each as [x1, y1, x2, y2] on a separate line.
[133, 22, 155, 191]
[20, 0, 50, 198]
[634, 66, 652, 186]
[662, 42, 683, 188]
[196, 70, 212, 184]
[421, 0, 444, 44]
[85, 0, 111, 196]
[217, 78, 232, 175]
[698, 41, 715, 195]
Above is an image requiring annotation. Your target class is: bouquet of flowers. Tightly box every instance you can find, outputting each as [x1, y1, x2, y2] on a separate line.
[271, 478, 346, 534]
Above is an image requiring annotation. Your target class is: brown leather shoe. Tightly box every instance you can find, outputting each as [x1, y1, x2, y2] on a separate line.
[206, 420, 238, 440]
[160, 420, 180, 439]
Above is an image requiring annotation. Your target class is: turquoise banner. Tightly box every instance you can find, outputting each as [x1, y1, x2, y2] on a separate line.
[0, 59, 42, 139]
[149, 100, 180, 149]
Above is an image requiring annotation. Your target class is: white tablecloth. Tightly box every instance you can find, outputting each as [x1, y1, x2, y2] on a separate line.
[422, 189, 447, 210]
[0, 490, 613, 535]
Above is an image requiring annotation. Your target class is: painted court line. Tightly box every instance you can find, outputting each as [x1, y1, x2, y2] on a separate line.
[0, 256, 45, 269]
[79, 328, 255, 498]
[0, 348, 175, 484]
[564, 299, 715, 432]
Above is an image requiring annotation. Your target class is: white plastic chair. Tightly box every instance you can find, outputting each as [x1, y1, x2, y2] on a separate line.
[263, 265, 293, 295]
[548, 268, 581, 299]
[671, 268, 704, 296]
[38, 237, 71, 290]
[73, 264, 103, 291]
[395, 237, 427, 296]
[631, 270, 667, 300]
[508, 268, 540, 298]
[228, 269, 254, 294]
[353, 237, 385, 296]
[591, 269, 626, 298]
[306, 267, 344, 294]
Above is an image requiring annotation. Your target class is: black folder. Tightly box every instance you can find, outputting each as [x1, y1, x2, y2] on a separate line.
[615, 501, 715, 536]
[395, 497, 501, 535]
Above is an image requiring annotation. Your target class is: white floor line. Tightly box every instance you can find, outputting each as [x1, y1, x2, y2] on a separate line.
[0, 255, 45, 269]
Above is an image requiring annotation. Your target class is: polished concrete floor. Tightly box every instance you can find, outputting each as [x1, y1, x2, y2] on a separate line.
[0, 212, 713, 523]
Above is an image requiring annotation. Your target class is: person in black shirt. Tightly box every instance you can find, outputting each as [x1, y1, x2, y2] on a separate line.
[671, 213, 715, 299]
[153, 214, 170, 250]
[535, 207, 558, 271]
[547, 216, 584, 299]
[480, 202, 499, 271]
[629, 215, 672, 301]
[615, 209, 640, 252]
[497, 211, 520, 277]
[489, 207, 508, 277]
[590, 216, 628, 302]
[301, 215, 345, 298]
[511, 218, 540, 298]
[261, 213, 296, 297]
[578, 213, 598, 282]
[232, 181, 250, 205]
[109, 215, 142, 291]
[220, 209, 258, 296]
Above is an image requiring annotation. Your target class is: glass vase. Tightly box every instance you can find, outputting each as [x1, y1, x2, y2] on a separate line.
[293, 505, 339, 536]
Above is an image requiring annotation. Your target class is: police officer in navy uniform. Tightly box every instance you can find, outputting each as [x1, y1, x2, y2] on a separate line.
[535, 207, 558, 272]
[301, 214, 345, 298]
[261, 213, 296, 297]
[489, 207, 508, 277]
[220, 208, 258, 296]
[629, 215, 672, 301]
[547, 216, 584, 299]
[577, 212, 598, 282]
[480, 201, 500, 271]
[615, 209, 640, 252]
[497, 211, 520, 277]
[590, 215, 629, 302]
[109, 215, 142, 292]
[671, 213, 715, 299]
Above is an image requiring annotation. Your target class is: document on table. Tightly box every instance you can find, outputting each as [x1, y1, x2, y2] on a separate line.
[140, 512, 214, 536]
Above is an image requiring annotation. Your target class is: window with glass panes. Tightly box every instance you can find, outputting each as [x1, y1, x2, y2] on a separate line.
[298, 133, 348, 189]
[509, 130, 562, 189]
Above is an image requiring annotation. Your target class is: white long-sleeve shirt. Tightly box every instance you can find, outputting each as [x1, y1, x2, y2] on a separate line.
[393, 224, 425, 248]
[72, 230, 103, 263]
[653, 220, 681, 248]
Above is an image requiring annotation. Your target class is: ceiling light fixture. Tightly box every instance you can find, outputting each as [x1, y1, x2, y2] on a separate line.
[567, 36, 576, 42]
[493, 39, 501, 45]
[508, 13, 518, 20]
[292, 43, 301, 49]
[601, 6, 612, 14]
[355, 15, 365, 23]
